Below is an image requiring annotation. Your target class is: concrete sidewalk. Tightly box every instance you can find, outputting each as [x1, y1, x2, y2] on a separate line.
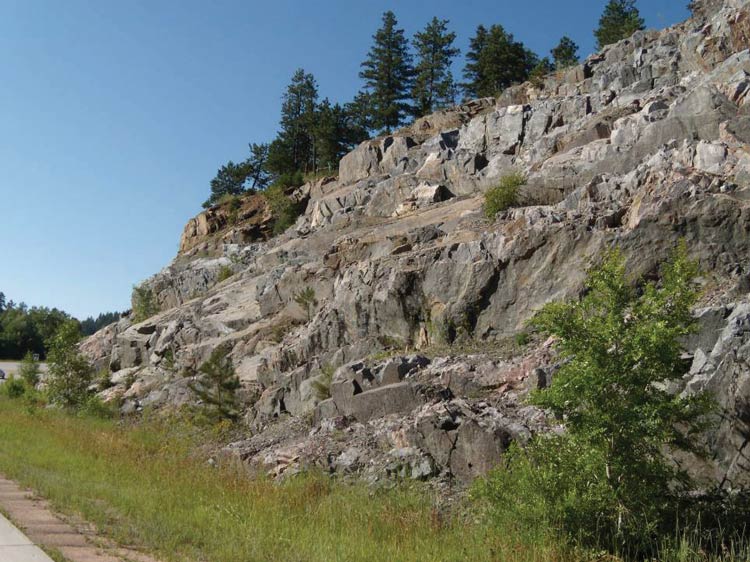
[0, 513, 53, 562]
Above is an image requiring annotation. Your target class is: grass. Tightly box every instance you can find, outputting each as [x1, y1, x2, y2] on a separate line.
[0, 398, 745, 562]
[0, 398, 567, 562]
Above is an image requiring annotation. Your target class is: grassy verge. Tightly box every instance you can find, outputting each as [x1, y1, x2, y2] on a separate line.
[0, 398, 565, 562]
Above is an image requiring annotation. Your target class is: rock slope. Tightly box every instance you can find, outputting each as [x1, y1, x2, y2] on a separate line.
[83, 0, 750, 487]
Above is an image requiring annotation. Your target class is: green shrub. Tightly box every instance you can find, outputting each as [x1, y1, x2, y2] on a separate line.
[514, 332, 530, 347]
[79, 394, 118, 419]
[96, 369, 114, 391]
[131, 284, 160, 323]
[217, 265, 234, 283]
[263, 182, 305, 235]
[18, 351, 41, 387]
[476, 243, 716, 557]
[484, 173, 525, 219]
[2, 376, 26, 399]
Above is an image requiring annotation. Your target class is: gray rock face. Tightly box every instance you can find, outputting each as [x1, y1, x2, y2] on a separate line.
[83, 0, 750, 484]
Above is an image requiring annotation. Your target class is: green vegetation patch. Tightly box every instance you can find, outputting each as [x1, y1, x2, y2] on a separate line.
[484, 172, 525, 219]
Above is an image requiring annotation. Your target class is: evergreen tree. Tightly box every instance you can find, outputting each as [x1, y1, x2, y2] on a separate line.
[412, 17, 460, 117]
[359, 11, 414, 133]
[594, 0, 645, 50]
[551, 36, 580, 70]
[345, 91, 376, 138]
[314, 99, 349, 174]
[203, 160, 253, 208]
[0, 292, 5, 313]
[188, 344, 241, 421]
[462, 24, 537, 99]
[266, 69, 319, 176]
[463, 25, 489, 99]
[246, 142, 270, 190]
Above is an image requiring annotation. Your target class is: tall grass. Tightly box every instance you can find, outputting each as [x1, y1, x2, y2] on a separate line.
[0, 399, 564, 562]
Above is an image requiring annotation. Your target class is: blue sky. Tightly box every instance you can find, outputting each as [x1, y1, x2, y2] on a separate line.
[0, 0, 690, 319]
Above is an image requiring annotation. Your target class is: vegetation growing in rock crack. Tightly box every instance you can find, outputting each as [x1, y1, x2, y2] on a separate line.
[484, 173, 525, 219]
[131, 284, 160, 323]
[311, 365, 335, 401]
[293, 287, 318, 322]
[475, 243, 722, 558]
[217, 265, 234, 283]
[188, 344, 241, 422]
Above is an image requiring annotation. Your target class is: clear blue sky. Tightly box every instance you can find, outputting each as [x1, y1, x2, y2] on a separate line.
[0, 0, 690, 319]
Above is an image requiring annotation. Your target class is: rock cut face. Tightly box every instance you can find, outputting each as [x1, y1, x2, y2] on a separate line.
[86, 0, 750, 485]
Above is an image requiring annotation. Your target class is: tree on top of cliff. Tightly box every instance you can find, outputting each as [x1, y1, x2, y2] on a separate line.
[203, 143, 270, 209]
[594, 0, 646, 50]
[266, 69, 319, 176]
[462, 24, 538, 99]
[411, 17, 460, 117]
[551, 36, 579, 70]
[359, 11, 414, 133]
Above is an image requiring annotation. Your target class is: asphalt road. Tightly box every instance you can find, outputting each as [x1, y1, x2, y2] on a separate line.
[0, 362, 48, 379]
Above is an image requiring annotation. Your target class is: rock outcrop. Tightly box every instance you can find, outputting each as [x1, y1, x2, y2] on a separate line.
[85, 0, 750, 486]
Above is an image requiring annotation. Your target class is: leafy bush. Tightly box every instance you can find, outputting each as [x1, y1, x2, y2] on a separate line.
[18, 351, 41, 387]
[484, 173, 525, 219]
[2, 376, 26, 399]
[46, 321, 95, 410]
[475, 243, 716, 557]
[131, 285, 159, 323]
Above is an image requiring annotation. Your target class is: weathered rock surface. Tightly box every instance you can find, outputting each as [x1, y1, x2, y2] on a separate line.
[84, 0, 750, 485]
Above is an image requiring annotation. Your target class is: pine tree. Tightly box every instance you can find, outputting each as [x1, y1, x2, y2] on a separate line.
[188, 344, 241, 421]
[246, 143, 270, 191]
[266, 69, 319, 177]
[203, 143, 270, 208]
[462, 24, 537, 99]
[462, 25, 489, 100]
[203, 160, 253, 208]
[551, 36, 579, 70]
[314, 99, 354, 174]
[359, 11, 414, 133]
[412, 17, 460, 117]
[594, 0, 645, 50]
[345, 91, 376, 138]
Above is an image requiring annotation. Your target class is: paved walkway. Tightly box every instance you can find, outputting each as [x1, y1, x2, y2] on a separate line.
[0, 477, 160, 562]
[0, 513, 53, 562]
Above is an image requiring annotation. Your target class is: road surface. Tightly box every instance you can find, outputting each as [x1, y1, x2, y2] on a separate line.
[0, 362, 48, 379]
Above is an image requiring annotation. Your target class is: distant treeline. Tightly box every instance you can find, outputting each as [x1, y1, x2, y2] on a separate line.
[203, 1, 645, 208]
[0, 291, 120, 359]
